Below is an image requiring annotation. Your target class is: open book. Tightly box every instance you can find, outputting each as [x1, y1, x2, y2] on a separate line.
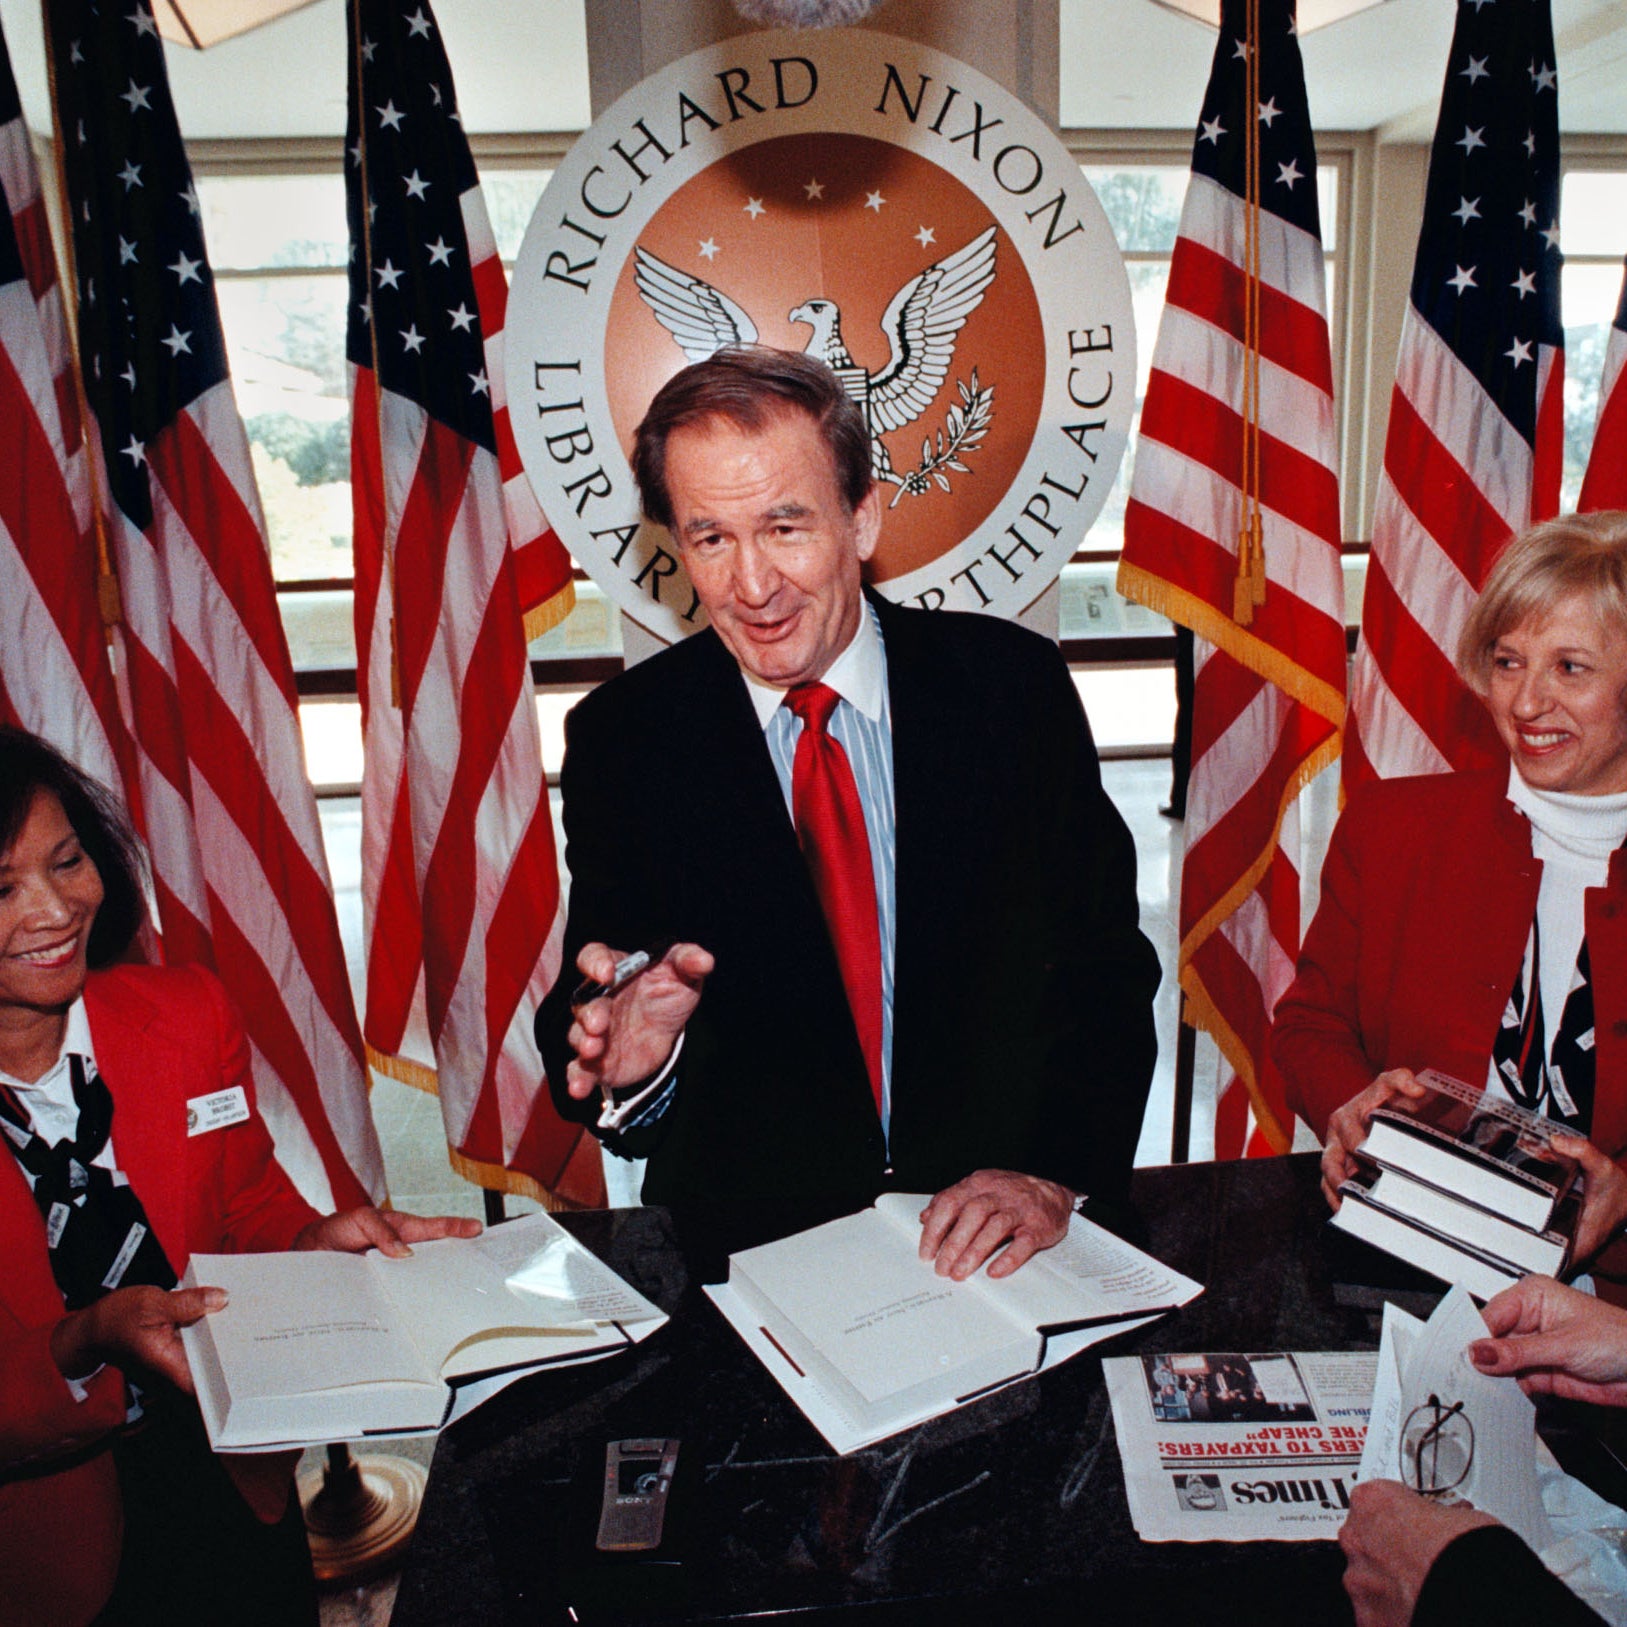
[705, 1192, 1202, 1454]
[181, 1212, 666, 1450]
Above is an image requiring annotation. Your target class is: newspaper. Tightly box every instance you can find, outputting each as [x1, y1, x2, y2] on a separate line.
[1104, 1349, 1377, 1541]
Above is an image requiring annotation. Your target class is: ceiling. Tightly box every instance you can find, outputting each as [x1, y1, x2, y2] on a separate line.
[0, 0, 1623, 143]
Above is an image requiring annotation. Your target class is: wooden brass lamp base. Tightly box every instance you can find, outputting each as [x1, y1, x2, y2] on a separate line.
[298, 1443, 426, 1585]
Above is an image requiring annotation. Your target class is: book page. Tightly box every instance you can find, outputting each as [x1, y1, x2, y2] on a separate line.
[730, 1208, 1034, 1409]
[372, 1215, 664, 1379]
[972, 1213, 1204, 1332]
[371, 1231, 599, 1378]
[185, 1252, 438, 1396]
[493, 1212, 664, 1323]
[871, 1192, 1200, 1331]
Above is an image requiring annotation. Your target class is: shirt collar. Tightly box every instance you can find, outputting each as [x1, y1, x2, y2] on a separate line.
[742, 599, 886, 730]
[1507, 761, 1627, 857]
[0, 997, 95, 1097]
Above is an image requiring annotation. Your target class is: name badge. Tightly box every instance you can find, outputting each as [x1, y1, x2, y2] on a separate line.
[186, 1086, 250, 1137]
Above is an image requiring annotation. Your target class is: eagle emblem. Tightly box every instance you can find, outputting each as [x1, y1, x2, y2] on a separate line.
[633, 225, 997, 503]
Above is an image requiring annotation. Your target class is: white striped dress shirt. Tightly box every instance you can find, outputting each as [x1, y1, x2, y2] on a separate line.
[747, 602, 897, 1133]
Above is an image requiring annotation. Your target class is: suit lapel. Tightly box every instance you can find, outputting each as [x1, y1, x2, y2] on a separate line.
[876, 597, 989, 1084]
[677, 633, 831, 934]
[674, 630, 866, 1053]
[83, 971, 190, 1271]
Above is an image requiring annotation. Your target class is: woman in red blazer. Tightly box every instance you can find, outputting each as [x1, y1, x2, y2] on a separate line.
[0, 729, 477, 1627]
[1275, 512, 1627, 1266]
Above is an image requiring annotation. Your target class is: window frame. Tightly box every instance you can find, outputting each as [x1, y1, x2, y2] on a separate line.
[185, 132, 1627, 703]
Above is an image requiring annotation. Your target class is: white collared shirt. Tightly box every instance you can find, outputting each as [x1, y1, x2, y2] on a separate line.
[0, 999, 116, 1171]
[739, 595, 889, 729]
[758, 603, 899, 1133]
[605, 605, 900, 1141]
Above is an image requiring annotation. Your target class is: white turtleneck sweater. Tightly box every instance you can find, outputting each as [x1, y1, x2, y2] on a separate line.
[1494, 765, 1627, 1104]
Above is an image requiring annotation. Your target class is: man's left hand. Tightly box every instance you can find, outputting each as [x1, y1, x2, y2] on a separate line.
[293, 1208, 482, 1258]
[917, 1170, 1074, 1281]
[1340, 1480, 1497, 1626]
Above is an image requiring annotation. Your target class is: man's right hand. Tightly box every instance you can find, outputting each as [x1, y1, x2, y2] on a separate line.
[565, 941, 714, 1099]
[1471, 1275, 1627, 1406]
[1322, 1068, 1428, 1209]
[50, 1284, 227, 1394]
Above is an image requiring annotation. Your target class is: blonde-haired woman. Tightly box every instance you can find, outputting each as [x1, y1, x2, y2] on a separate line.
[1276, 510, 1627, 1266]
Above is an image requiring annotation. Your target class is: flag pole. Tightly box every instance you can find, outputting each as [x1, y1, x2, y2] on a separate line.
[294, 2, 426, 1583]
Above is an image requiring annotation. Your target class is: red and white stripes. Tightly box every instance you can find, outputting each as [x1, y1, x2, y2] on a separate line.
[0, 93, 128, 800]
[1119, 96, 1345, 1157]
[1346, 315, 1560, 784]
[1580, 270, 1627, 514]
[102, 381, 384, 1208]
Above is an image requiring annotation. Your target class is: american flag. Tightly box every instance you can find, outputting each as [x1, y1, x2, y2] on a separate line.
[1117, 0, 1346, 1156]
[1579, 263, 1627, 512]
[346, 0, 600, 1206]
[48, 0, 383, 1209]
[1346, 0, 1563, 787]
[0, 19, 131, 802]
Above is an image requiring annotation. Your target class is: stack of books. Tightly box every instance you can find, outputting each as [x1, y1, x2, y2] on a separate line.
[1331, 1069, 1580, 1301]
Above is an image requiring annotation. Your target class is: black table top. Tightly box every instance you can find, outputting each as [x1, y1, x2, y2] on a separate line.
[384, 1154, 1499, 1626]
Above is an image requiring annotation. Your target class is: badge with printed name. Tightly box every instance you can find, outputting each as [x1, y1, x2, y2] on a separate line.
[186, 1086, 250, 1136]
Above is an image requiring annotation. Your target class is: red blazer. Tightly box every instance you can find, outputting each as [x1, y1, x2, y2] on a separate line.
[0, 964, 319, 1627]
[1274, 770, 1627, 1162]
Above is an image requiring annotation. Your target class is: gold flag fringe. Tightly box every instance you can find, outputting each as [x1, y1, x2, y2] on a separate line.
[1178, 724, 1342, 957]
[1115, 563, 1346, 728]
[365, 1044, 582, 1212]
[446, 1146, 579, 1212]
[365, 1042, 438, 1095]
[1178, 966, 1292, 1153]
[521, 577, 577, 645]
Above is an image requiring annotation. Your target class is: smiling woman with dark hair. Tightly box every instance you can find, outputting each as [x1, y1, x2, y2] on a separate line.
[0, 727, 147, 980]
[0, 726, 478, 1627]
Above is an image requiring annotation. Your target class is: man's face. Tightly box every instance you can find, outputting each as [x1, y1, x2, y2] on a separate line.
[665, 410, 881, 690]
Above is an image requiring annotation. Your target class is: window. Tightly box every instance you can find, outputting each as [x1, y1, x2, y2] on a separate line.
[1558, 164, 1627, 511]
[193, 135, 1627, 768]
[191, 140, 618, 695]
[1058, 142, 1350, 651]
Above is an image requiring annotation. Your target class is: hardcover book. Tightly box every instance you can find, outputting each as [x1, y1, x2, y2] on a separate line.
[1357, 1068, 1579, 1233]
[181, 1212, 666, 1449]
[705, 1191, 1202, 1454]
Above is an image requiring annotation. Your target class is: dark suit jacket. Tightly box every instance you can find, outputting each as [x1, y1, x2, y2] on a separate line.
[0, 964, 318, 1627]
[536, 594, 1160, 1228]
[1415, 1523, 1605, 1627]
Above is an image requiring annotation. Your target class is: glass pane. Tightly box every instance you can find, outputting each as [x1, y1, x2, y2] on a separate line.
[484, 168, 554, 262]
[527, 578, 623, 660]
[1076, 260, 1171, 562]
[1072, 666, 1176, 752]
[217, 274, 354, 582]
[279, 589, 356, 671]
[1562, 260, 1627, 513]
[1316, 163, 1338, 251]
[299, 699, 362, 787]
[1059, 560, 1172, 640]
[1560, 172, 1627, 261]
[197, 174, 348, 270]
[1083, 165, 1188, 253]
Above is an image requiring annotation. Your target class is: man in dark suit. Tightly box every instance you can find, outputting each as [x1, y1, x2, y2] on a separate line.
[535, 348, 1159, 1278]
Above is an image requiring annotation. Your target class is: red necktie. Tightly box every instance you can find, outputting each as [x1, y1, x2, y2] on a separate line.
[786, 683, 883, 1111]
